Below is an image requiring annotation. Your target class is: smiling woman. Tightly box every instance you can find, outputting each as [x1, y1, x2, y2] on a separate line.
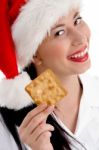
[0, 0, 99, 150]
[36, 9, 90, 78]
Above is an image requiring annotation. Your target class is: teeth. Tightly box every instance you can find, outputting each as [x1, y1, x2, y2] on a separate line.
[71, 48, 88, 59]
[81, 51, 84, 56]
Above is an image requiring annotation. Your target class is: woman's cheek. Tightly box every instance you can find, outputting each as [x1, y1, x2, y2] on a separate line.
[47, 43, 66, 57]
[82, 22, 91, 40]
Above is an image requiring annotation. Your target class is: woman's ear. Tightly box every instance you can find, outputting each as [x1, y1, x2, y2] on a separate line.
[33, 53, 42, 66]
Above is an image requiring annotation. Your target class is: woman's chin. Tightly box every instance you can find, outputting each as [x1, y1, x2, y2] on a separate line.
[77, 61, 91, 74]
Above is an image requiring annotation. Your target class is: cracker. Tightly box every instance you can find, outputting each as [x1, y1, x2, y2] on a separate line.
[25, 69, 67, 105]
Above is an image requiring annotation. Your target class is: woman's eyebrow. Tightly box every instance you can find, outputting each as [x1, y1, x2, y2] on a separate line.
[73, 12, 79, 19]
[51, 24, 65, 31]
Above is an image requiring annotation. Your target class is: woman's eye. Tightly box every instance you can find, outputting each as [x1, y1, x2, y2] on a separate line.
[55, 30, 65, 37]
[74, 17, 82, 25]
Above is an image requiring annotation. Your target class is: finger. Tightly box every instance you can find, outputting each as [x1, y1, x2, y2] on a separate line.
[37, 131, 52, 143]
[20, 103, 48, 128]
[31, 123, 54, 142]
[25, 105, 54, 134]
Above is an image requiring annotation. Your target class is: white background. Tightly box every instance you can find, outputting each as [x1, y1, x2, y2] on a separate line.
[81, 0, 99, 77]
[0, 0, 99, 80]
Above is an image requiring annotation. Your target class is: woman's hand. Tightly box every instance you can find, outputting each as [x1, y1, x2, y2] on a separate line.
[18, 104, 54, 150]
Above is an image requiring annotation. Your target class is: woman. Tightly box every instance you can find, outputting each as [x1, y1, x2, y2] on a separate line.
[0, 0, 99, 150]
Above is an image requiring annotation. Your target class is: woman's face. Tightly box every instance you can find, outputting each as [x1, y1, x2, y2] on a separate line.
[35, 9, 91, 77]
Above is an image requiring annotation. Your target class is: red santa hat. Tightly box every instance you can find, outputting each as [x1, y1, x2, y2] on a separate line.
[0, 0, 82, 109]
[0, 0, 82, 79]
[0, 0, 26, 79]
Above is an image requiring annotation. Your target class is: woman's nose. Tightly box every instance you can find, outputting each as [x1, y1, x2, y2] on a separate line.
[71, 29, 86, 47]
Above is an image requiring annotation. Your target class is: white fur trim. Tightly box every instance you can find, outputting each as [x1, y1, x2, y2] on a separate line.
[0, 72, 33, 110]
[12, 0, 82, 69]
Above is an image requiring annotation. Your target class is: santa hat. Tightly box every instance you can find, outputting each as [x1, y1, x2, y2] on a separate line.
[0, 0, 82, 109]
[0, 0, 82, 78]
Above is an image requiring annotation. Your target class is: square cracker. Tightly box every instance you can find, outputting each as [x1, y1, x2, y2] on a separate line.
[25, 69, 67, 105]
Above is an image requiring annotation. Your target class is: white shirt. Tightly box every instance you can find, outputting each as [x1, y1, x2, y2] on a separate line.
[52, 73, 99, 150]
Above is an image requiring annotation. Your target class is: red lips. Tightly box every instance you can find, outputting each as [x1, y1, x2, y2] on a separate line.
[67, 45, 89, 63]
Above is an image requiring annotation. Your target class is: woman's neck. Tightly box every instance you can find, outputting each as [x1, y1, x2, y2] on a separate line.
[54, 75, 83, 133]
[57, 74, 82, 105]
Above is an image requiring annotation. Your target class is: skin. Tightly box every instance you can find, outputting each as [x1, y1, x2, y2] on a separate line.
[19, 104, 54, 150]
[19, 8, 91, 149]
